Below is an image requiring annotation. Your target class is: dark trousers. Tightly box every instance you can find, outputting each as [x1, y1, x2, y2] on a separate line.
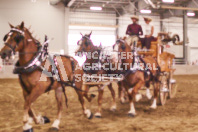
[141, 36, 153, 49]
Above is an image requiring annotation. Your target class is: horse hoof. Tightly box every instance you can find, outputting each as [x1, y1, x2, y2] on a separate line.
[95, 115, 102, 118]
[48, 127, 59, 132]
[110, 108, 116, 112]
[95, 112, 102, 118]
[23, 128, 33, 132]
[88, 112, 93, 119]
[128, 113, 136, 118]
[90, 94, 96, 98]
[110, 106, 117, 112]
[43, 116, 50, 124]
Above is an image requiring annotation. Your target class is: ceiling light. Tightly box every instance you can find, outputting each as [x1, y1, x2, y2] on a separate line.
[140, 9, 152, 14]
[90, 7, 102, 11]
[162, 0, 174, 3]
[187, 12, 195, 16]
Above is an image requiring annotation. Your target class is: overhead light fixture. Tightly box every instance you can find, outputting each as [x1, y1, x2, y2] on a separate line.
[90, 7, 102, 11]
[162, 0, 174, 3]
[187, 12, 195, 16]
[140, 9, 152, 14]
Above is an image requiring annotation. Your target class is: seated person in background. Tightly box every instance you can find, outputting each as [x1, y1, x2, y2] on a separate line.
[126, 15, 143, 48]
[141, 17, 154, 49]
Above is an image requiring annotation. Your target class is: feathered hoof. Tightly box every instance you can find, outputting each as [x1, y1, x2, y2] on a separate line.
[23, 128, 33, 132]
[110, 108, 116, 112]
[48, 127, 59, 132]
[90, 94, 96, 98]
[110, 106, 117, 112]
[43, 116, 50, 124]
[88, 112, 93, 119]
[95, 112, 102, 118]
[128, 113, 136, 118]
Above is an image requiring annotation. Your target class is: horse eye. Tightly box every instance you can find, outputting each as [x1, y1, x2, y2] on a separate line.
[121, 44, 126, 50]
[14, 35, 24, 43]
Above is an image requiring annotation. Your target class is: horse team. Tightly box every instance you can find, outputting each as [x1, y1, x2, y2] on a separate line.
[0, 22, 174, 132]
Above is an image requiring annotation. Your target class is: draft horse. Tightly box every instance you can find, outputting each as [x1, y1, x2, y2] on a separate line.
[114, 38, 161, 116]
[0, 22, 78, 131]
[74, 32, 117, 118]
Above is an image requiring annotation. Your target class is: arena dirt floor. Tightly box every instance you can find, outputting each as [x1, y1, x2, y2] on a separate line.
[0, 75, 198, 132]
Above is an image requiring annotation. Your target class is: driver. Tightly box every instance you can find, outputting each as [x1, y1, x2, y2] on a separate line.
[126, 15, 143, 48]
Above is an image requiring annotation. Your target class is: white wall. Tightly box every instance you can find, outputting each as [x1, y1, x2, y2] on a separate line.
[0, 0, 65, 53]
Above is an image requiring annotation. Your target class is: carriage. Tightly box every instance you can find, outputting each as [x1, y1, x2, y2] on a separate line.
[136, 32, 178, 105]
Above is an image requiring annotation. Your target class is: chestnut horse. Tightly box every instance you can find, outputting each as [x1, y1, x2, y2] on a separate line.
[114, 38, 161, 116]
[0, 22, 78, 131]
[74, 32, 117, 118]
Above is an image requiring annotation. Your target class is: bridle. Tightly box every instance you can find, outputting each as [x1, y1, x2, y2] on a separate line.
[3, 28, 26, 54]
[3, 28, 41, 55]
[77, 35, 93, 46]
[113, 39, 126, 52]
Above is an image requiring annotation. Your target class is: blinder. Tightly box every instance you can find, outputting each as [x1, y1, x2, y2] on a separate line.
[3, 34, 8, 42]
[77, 36, 92, 46]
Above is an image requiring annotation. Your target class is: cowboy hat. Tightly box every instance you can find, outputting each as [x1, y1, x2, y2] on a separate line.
[143, 17, 152, 21]
[130, 15, 139, 20]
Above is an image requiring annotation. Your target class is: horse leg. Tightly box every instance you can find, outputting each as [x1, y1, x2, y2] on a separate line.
[150, 81, 160, 109]
[145, 81, 152, 100]
[127, 81, 144, 117]
[76, 83, 94, 119]
[84, 85, 96, 102]
[23, 87, 44, 132]
[118, 81, 126, 104]
[108, 83, 116, 112]
[23, 92, 50, 125]
[50, 87, 63, 131]
[95, 89, 104, 118]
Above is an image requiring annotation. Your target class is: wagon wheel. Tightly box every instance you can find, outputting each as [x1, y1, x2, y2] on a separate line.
[168, 71, 177, 99]
[158, 75, 168, 106]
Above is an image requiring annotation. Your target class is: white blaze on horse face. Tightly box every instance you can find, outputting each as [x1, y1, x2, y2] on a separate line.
[5, 32, 12, 43]
[150, 98, 157, 109]
[78, 40, 82, 45]
[114, 44, 118, 51]
[52, 119, 60, 129]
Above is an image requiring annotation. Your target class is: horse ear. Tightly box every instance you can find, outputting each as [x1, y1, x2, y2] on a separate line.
[99, 43, 102, 48]
[20, 21, 24, 29]
[80, 32, 83, 36]
[88, 31, 92, 37]
[116, 35, 119, 39]
[9, 23, 14, 28]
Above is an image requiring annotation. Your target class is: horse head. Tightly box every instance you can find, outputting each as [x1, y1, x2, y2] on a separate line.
[0, 22, 37, 59]
[75, 31, 94, 56]
[113, 37, 131, 53]
[0, 22, 26, 59]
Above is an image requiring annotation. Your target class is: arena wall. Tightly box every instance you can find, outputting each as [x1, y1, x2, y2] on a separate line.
[0, 0, 65, 53]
